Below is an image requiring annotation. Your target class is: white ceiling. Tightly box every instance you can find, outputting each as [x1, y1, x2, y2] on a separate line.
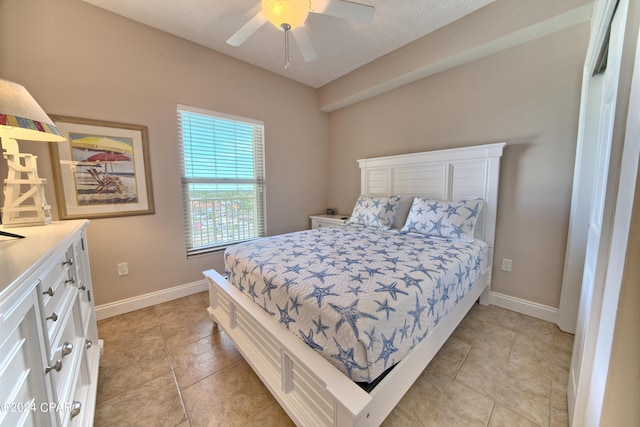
[81, 0, 495, 88]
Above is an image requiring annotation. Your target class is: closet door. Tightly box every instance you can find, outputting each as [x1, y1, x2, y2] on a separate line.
[567, 0, 640, 424]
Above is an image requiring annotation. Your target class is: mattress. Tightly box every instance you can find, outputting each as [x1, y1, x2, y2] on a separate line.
[224, 224, 488, 383]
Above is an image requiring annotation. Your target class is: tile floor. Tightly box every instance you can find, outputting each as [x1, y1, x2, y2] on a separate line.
[94, 292, 574, 427]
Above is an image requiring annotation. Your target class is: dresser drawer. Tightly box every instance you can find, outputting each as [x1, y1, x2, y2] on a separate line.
[40, 246, 78, 345]
[47, 296, 83, 407]
[40, 282, 76, 346]
[66, 350, 91, 427]
[39, 245, 75, 302]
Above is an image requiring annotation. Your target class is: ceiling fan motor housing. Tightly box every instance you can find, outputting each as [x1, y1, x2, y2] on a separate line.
[262, 0, 309, 30]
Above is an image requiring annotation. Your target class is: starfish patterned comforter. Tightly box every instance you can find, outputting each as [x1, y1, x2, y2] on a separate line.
[224, 224, 488, 383]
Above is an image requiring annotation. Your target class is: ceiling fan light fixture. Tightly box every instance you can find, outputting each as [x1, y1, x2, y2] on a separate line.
[262, 0, 309, 30]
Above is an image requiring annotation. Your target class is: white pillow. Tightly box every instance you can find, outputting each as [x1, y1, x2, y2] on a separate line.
[347, 195, 401, 230]
[401, 198, 484, 241]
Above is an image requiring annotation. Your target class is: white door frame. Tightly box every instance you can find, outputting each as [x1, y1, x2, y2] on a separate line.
[567, 0, 640, 424]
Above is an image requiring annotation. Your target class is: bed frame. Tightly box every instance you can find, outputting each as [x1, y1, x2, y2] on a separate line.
[205, 142, 505, 426]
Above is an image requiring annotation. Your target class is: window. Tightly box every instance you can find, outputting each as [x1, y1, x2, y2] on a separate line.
[178, 105, 266, 256]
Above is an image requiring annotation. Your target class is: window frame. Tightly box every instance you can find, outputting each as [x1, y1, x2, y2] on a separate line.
[177, 104, 266, 257]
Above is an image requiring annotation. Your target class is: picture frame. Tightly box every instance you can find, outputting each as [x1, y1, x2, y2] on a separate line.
[49, 115, 155, 220]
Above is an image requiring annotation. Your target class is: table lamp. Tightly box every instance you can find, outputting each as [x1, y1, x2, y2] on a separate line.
[0, 79, 65, 237]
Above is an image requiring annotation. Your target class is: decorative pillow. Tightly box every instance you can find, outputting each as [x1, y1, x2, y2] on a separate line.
[400, 197, 484, 241]
[347, 195, 401, 230]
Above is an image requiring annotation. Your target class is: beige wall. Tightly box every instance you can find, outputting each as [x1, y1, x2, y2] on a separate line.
[325, 14, 590, 308]
[0, 0, 329, 306]
[1, 0, 590, 311]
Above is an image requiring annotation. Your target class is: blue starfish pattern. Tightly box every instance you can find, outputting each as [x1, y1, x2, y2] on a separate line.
[331, 338, 367, 378]
[374, 281, 409, 301]
[313, 316, 330, 338]
[222, 224, 486, 382]
[409, 293, 428, 334]
[375, 330, 398, 369]
[277, 302, 296, 329]
[330, 300, 378, 339]
[299, 329, 323, 351]
[305, 268, 337, 284]
[305, 284, 339, 307]
[375, 299, 396, 320]
[262, 276, 277, 299]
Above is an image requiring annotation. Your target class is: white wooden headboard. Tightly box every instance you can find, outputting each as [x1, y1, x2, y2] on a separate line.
[358, 142, 506, 262]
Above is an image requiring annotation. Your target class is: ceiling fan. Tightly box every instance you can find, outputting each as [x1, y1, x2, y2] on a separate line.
[227, 0, 375, 67]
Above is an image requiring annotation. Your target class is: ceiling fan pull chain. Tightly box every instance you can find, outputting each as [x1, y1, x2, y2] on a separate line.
[282, 23, 291, 69]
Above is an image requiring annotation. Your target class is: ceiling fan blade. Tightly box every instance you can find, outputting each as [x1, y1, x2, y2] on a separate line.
[227, 12, 268, 46]
[311, 0, 375, 24]
[292, 26, 318, 62]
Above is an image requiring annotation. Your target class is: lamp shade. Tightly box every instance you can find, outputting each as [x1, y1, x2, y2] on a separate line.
[262, 0, 309, 30]
[0, 79, 64, 142]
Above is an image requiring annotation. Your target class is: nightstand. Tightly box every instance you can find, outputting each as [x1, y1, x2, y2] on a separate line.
[310, 214, 350, 229]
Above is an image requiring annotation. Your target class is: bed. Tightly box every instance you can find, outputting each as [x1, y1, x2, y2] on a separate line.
[205, 142, 505, 426]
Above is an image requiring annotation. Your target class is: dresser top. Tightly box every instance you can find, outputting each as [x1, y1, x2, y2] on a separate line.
[0, 220, 88, 297]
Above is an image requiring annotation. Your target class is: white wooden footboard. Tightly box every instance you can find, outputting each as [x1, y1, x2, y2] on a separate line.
[205, 267, 491, 427]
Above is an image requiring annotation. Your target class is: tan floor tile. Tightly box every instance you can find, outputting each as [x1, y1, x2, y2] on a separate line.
[181, 359, 277, 427]
[241, 401, 295, 427]
[383, 368, 494, 426]
[155, 293, 209, 319]
[429, 335, 471, 378]
[456, 348, 551, 426]
[381, 408, 424, 427]
[197, 290, 210, 305]
[509, 334, 571, 384]
[94, 296, 572, 427]
[161, 309, 216, 347]
[97, 306, 158, 332]
[95, 372, 187, 427]
[167, 328, 243, 390]
[552, 327, 575, 353]
[452, 315, 516, 360]
[466, 302, 492, 322]
[550, 380, 569, 427]
[488, 307, 555, 344]
[489, 404, 539, 427]
[96, 338, 172, 403]
[100, 323, 165, 359]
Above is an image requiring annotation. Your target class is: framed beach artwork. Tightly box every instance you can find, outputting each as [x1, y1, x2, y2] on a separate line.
[49, 116, 155, 220]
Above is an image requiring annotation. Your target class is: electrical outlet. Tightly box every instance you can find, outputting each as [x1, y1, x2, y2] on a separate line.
[117, 262, 129, 276]
[501, 258, 512, 272]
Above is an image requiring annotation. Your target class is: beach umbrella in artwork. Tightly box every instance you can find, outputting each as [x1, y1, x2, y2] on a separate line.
[71, 136, 133, 154]
[85, 152, 131, 174]
[86, 152, 131, 162]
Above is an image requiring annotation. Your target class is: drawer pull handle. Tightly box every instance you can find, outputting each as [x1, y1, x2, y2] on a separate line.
[61, 342, 73, 357]
[70, 401, 81, 419]
[42, 287, 54, 297]
[46, 312, 58, 322]
[85, 339, 93, 349]
[45, 360, 62, 374]
[65, 277, 76, 285]
[79, 285, 86, 291]
[62, 259, 73, 267]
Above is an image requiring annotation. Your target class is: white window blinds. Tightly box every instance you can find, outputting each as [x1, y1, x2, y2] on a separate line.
[177, 105, 266, 256]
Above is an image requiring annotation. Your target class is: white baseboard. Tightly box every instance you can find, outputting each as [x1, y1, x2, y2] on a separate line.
[490, 291, 559, 324]
[95, 279, 209, 320]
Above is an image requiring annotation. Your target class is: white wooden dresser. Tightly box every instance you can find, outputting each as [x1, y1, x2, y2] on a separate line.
[0, 220, 101, 426]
